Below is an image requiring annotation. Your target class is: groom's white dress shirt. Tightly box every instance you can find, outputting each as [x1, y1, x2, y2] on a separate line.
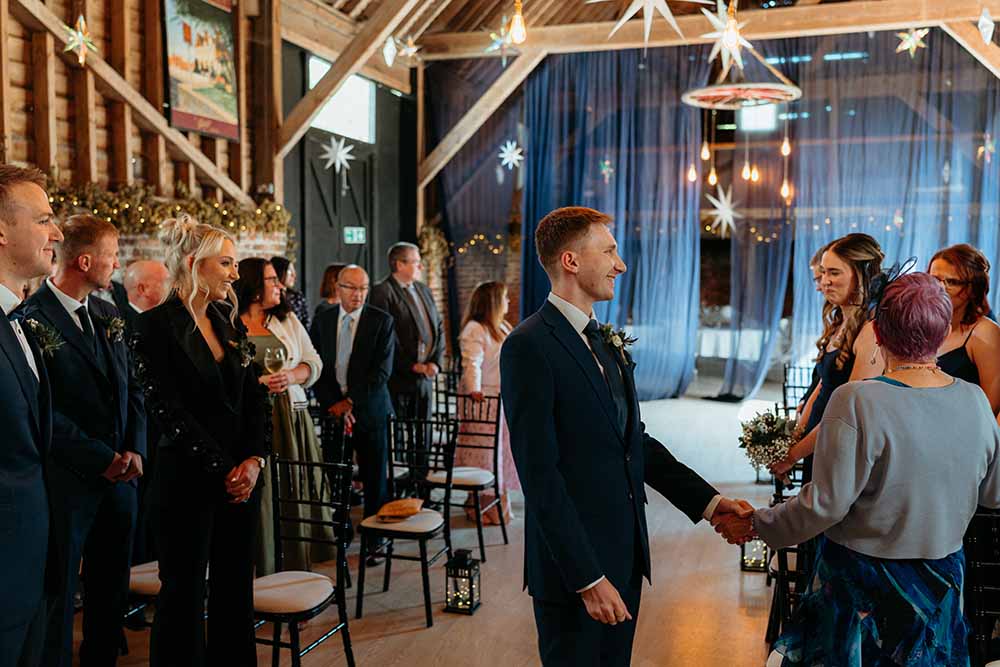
[0, 283, 39, 379]
[546, 292, 722, 592]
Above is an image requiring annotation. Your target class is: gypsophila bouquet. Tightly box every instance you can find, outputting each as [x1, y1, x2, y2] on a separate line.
[738, 410, 797, 470]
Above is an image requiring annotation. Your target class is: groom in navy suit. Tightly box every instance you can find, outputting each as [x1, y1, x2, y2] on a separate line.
[0, 165, 61, 667]
[501, 207, 752, 666]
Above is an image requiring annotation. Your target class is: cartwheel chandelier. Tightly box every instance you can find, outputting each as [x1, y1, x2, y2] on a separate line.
[682, 0, 801, 110]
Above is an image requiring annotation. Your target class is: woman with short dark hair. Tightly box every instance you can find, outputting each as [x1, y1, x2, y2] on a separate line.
[270, 256, 311, 331]
[314, 262, 348, 320]
[753, 272, 1000, 666]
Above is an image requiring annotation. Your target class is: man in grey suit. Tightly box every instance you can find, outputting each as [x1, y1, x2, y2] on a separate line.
[368, 242, 444, 421]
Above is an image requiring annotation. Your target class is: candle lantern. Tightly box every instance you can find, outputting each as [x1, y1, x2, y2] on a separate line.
[741, 538, 768, 572]
[444, 549, 481, 614]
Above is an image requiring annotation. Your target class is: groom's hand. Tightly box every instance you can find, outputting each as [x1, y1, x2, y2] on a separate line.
[580, 579, 633, 625]
[710, 497, 755, 545]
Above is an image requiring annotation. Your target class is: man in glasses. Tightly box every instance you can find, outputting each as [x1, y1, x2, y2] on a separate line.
[310, 266, 395, 530]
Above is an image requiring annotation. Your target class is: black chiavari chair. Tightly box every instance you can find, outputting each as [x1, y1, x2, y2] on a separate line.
[965, 508, 1000, 666]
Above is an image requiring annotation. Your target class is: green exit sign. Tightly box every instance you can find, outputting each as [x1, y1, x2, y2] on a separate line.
[343, 226, 367, 245]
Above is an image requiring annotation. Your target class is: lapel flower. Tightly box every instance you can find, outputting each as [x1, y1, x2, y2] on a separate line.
[598, 322, 637, 357]
[228, 337, 255, 368]
[96, 315, 126, 344]
[24, 318, 65, 357]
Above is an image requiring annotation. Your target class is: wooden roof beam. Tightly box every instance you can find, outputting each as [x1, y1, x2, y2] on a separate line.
[941, 20, 1000, 80]
[421, 0, 1000, 60]
[278, 0, 420, 158]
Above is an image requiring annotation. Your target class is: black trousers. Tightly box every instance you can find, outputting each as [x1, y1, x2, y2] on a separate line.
[149, 455, 259, 667]
[532, 568, 643, 667]
[324, 417, 389, 520]
[42, 472, 136, 667]
[0, 602, 46, 667]
[390, 380, 432, 421]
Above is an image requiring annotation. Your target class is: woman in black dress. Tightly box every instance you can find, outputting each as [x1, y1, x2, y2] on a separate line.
[773, 233, 884, 481]
[133, 216, 270, 667]
[929, 244, 1000, 412]
[271, 256, 310, 331]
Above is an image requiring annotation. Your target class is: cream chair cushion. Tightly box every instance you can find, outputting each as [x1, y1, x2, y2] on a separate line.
[360, 508, 444, 534]
[253, 571, 335, 614]
[129, 561, 162, 597]
[426, 466, 495, 487]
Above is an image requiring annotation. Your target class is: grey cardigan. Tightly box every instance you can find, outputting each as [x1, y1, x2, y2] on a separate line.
[755, 377, 1000, 559]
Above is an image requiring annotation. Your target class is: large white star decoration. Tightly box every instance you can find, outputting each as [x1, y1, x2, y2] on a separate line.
[895, 28, 929, 59]
[64, 15, 97, 66]
[486, 15, 517, 67]
[607, 0, 712, 45]
[701, 0, 753, 73]
[980, 8, 995, 45]
[397, 36, 421, 60]
[319, 137, 355, 174]
[382, 36, 398, 67]
[705, 184, 743, 238]
[498, 140, 524, 171]
[979, 133, 996, 164]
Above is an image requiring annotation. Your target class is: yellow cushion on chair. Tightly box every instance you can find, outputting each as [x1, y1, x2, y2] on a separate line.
[253, 571, 335, 614]
[129, 561, 161, 597]
[361, 508, 444, 534]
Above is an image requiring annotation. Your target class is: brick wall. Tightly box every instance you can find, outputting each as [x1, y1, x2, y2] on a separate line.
[116, 230, 289, 268]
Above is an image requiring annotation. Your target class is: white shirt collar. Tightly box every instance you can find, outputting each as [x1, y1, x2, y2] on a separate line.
[0, 283, 22, 316]
[546, 292, 594, 334]
[130, 302, 143, 314]
[47, 278, 88, 316]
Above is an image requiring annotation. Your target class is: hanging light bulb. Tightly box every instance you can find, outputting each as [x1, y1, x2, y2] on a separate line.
[780, 136, 791, 157]
[741, 161, 751, 180]
[687, 163, 698, 182]
[750, 165, 760, 182]
[708, 166, 718, 186]
[780, 179, 791, 199]
[510, 0, 527, 45]
[700, 140, 711, 161]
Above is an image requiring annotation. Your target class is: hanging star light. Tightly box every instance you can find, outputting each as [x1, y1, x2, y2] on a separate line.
[319, 136, 355, 174]
[607, 0, 712, 46]
[498, 140, 524, 171]
[64, 15, 97, 66]
[701, 0, 753, 73]
[382, 35, 398, 66]
[980, 8, 995, 45]
[979, 132, 996, 164]
[600, 159, 615, 184]
[397, 36, 421, 60]
[705, 184, 743, 238]
[485, 15, 517, 67]
[895, 28, 929, 59]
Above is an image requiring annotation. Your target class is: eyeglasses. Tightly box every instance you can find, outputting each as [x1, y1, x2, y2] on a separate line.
[338, 284, 370, 293]
[398, 259, 423, 266]
[263, 276, 281, 284]
[932, 276, 969, 290]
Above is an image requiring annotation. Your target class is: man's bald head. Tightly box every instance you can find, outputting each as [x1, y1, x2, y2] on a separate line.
[124, 259, 170, 312]
[336, 264, 370, 314]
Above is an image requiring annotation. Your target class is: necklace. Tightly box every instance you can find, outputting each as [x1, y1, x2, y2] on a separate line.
[887, 363, 940, 373]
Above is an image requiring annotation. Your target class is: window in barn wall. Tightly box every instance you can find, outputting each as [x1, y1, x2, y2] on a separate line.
[307, 55, 376, 144]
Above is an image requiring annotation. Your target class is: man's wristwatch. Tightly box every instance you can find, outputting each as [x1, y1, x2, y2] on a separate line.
[253, 456, 267, 470]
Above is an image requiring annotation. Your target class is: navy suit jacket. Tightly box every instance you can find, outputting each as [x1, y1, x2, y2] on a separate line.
[0, 307, 53, 627]
[369, 277, 444, 395]
[500, 301, 718, 603]
[310, 304, 395, 430]
[24, 282, 146, 489]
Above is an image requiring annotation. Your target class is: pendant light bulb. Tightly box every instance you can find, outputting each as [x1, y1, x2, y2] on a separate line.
[700, 141, 711, 161]
[780, 136, 791, 157]
[687, 163, 698, 182]
[750, 165, 760, 182]
[708, 166, 718, 186]
[510, 0, 527, 44]
[780, 179, 791, 199]
[741, 161, 751, 180]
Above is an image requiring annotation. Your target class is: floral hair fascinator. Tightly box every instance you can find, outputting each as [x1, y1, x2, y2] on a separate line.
[866, 256, 917, 318]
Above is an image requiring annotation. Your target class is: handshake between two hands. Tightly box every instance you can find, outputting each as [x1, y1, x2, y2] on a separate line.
[711, 496, 758, 546]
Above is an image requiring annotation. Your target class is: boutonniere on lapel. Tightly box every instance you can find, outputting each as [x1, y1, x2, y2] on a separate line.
[24, 318, 65, 357]
[96, 315, 126, 344]
[228, 337, 255, 368]
[598, 323, 637, 364]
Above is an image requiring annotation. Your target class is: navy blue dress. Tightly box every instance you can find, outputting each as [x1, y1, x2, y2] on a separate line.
[802, 349, 854, 483]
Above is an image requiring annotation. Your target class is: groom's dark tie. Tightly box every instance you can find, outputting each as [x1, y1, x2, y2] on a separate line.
[584, 320, 628, 435]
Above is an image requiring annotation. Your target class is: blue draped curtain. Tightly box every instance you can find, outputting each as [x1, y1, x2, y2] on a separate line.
[788, 29, 1000, 363]
[521, 47, 711, 399]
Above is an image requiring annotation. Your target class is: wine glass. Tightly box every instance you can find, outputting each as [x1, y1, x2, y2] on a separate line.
[264, 347, 286, 374]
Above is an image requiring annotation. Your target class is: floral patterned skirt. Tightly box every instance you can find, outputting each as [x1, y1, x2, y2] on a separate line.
[773, 536, 969, 667]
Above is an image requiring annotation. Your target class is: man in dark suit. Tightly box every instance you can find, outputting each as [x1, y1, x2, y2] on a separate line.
[500, 207, 752, 666]
[310, 265, 395, 523]
[0, 165, 61, 667]
[24, 214, 145, 667]
[368, 242, 443, 421]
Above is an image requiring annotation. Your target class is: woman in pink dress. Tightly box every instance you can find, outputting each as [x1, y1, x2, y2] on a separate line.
[456, 281, 521, 524]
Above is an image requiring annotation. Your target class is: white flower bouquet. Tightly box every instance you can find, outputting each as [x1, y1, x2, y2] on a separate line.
[738, 409, 797, 471]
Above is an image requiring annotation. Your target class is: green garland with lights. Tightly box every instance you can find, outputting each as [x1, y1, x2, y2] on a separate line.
[45, 179, 291, 236]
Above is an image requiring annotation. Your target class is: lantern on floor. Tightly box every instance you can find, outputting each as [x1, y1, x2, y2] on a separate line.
[444, 549, 481, 614]
[740, 538, 767, 572]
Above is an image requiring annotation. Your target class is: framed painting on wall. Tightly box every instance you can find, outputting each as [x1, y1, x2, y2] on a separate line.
[162, 0, 239, 140]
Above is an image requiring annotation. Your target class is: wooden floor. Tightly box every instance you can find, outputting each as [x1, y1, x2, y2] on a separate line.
[88, 380, 781, 666]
